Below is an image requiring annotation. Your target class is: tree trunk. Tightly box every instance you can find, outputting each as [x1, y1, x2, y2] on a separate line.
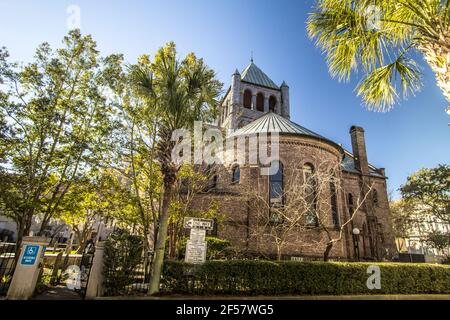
[419, 35, 450, 105]
[14, 219, 25, 262]
[323, 242, 333, 262]
[148, 174, 175, 295]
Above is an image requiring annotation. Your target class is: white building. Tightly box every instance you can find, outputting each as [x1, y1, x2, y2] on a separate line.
[396, 214, 450, 261]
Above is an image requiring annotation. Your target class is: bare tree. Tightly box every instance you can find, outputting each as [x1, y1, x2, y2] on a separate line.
[238, 158, 374, 261]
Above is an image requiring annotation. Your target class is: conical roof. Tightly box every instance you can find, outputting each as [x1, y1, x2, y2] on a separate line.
[229, 112, 329, 141]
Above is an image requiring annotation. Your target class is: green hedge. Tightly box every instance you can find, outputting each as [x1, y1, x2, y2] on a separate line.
[161, 260, 450, 295]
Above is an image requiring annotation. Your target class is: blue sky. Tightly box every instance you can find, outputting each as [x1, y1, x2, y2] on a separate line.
[0, 0, 448, 198]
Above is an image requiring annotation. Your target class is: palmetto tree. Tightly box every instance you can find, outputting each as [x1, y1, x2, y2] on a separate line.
[129, 42, 222, 294]
[307, 0, 450, 112]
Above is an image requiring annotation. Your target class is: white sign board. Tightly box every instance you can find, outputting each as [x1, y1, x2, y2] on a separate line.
[190, 228, 206, 243]
[185, 240, 207, 264]
[183, 217, 214, 231]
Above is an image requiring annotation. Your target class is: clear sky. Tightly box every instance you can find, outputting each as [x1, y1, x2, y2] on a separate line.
[1, 0, 448, 198]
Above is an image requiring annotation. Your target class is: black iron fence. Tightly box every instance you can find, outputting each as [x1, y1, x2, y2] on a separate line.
[103, 254, 152, 296]
[0, 242, 16, 296]
[77, 253, 94, 298]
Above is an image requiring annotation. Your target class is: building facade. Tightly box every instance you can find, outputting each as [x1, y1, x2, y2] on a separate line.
[396, 213, 450, 262]
[192, 61, 398, 261]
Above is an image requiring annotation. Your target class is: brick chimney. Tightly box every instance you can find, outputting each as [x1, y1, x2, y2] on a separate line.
[350, 126, 369, 176]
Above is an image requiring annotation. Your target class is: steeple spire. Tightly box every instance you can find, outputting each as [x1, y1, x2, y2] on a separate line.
[250, 51, 253, 63]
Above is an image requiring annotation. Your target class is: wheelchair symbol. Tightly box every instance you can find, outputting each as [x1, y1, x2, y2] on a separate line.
[27, 247, 37, 255]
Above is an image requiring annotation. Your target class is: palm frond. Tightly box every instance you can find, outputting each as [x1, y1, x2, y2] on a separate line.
[356, 55, 422, 111]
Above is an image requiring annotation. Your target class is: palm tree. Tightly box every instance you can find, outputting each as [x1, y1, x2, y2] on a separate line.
[129, 42, 222, 294]
[307, 0, 450, 112]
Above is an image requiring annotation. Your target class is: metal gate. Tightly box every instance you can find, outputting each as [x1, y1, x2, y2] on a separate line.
[76, 253, 93, 298]
[0, 242, 17, 297]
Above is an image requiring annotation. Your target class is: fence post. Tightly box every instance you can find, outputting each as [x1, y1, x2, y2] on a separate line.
[85, 240, 105, 299]
[7, 236, 50, 300]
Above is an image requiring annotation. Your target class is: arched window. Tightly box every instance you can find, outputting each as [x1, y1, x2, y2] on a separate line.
[243, 89, 252, 109]
[348, 193, 354, 206]
[222, 106, 226, 122]
[330, 182, 339, 226]
[372, 189, 379, 207]
[256, 93, 264, 112]
[269, 161, 284, 206]
[232, 165, 240, 184]
[224, 102, 228, 119]
[269, 96, 277, 112]
[303, 163, 318, 226]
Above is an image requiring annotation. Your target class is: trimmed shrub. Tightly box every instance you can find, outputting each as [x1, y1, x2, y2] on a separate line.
[161, 260, 450, 295]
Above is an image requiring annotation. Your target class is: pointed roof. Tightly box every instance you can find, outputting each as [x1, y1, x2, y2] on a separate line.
[241, 62, 279, 90]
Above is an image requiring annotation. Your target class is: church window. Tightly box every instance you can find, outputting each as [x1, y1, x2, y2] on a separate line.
[269, 96, 277, 112]
[348, 193, 354, 206]
[256, 93, 264, 112]
[269, 161, 284, 206]
[243, 89, 252, 109]
[303, 163, 318, 226]
[372, 189, 379, 207]
[330, 182, 339, 226]
[232, 165, 240, 184]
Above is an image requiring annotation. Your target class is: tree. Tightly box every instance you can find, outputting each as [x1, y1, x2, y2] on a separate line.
[129, 42, 222, 294]
[167, 164, 220, 259]
[59, 175, 114, 253]
[307, 0, 450, 112]
[389, 198, 421, 238]
[400, 164, 450, 223]
[0, 30, 123, 252]
[240, 158, 374, 261]
[426, 230, 450, 257]
[110, 58, 163, 259]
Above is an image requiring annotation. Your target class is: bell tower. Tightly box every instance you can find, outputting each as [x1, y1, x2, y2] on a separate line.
[219, 60, 290, 132]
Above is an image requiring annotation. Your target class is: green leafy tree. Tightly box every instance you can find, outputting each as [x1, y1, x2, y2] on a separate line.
[426, 230, 450, 256]
[0, 30, 123, 251]
[109, 56, 163, 258]
[167, 164, 221, 259]
[59, 175, 114, 253]
[400, 164, 450, 223]
[389, 198, 421, 238]
[307, 0, 450, 111]
[129, 42, 222, 294]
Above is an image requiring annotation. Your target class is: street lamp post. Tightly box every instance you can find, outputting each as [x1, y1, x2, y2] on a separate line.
[352, 227, 361, 261]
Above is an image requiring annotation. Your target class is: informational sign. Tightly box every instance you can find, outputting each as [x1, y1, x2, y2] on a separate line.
[183, 217, 214, 231]
[21, 245, 40, 266]
[190, 228, 206, 243]
[185, 240, 207, 264]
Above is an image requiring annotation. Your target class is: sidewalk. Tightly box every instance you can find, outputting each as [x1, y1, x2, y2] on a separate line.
[32, 286, 83, 300]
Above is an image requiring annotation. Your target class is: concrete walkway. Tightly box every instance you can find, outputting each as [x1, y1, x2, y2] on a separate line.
[33, 286, 83, 300]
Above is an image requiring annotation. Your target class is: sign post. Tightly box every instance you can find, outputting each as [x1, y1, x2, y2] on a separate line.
[7, 236, 50, 300]
[184, 217, 213, 265]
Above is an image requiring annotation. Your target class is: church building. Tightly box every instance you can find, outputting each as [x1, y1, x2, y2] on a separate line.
[193, 60, 397, 261]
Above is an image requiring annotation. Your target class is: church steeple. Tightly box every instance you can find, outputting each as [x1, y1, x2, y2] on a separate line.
[240, 61, 279, 90]
[222, 60, 290, 131]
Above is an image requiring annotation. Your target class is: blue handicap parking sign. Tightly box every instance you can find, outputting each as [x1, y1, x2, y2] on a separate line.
[21, 245, 40, 266]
